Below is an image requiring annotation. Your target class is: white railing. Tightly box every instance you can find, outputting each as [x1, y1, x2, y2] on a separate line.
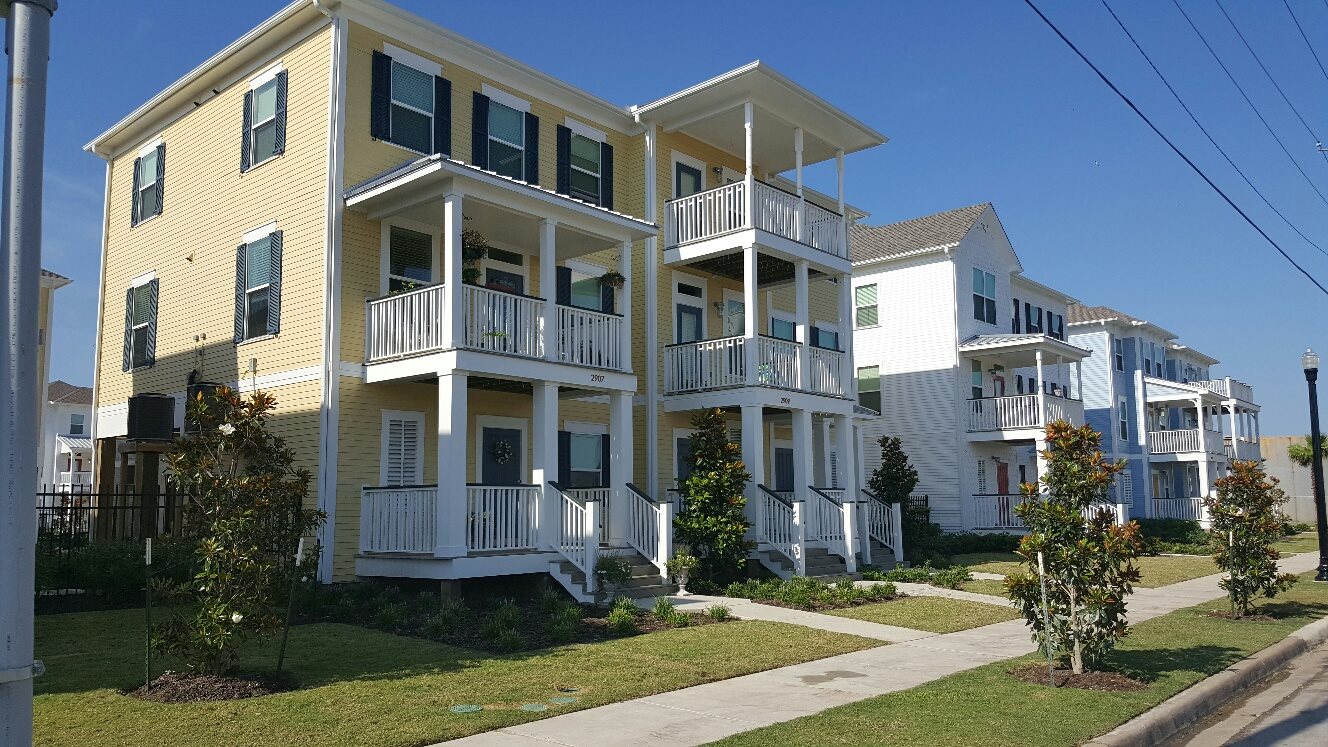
[760, 490, 797, 563]
[1045, 397, 1084, 426]
[808, 346, 845, 396]
[1148, 429, 1225, 455]
[462, 285, 544, 359]
[664, 336, 746, 392]
[466, 485, 540, 552]
[57, 471, 92, 486]
[557, 305, 623, 370]
[665, 181, 747, 246]
[803, 200, 846, 258]
[808, 488, 853, 564]
[625, 484, 672, 576]
[558, 488, 601, 590]
[968, 395, 1041, 431]
[757, 336, 800, 389]
[752, 181, 847, 259]
[863, 491, 904, 561]
[1082, 501, 1126, 526]
[1225, 437, 1261, 462]
[1152, 497, 1208, 523]
[365, 283, 445, 362]
[566, 487, 611, 543]
[973, 494, 1028, 529]
[360, 485, 437, 554]
[1196, 378, 1255, 404]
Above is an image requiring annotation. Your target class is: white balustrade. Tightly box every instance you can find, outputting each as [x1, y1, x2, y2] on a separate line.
[559, 489, 601, 589]
[808, 488, 854, 564]
[761, 491, 797, 563]
[557, 305, 623, 370]
[365, 283, 445, 362]
[466, 485, 540, 552]
[1148, 429, 1224, 455]
[757, 336, 800, 389]
[751, 181, 800, 242]
[968, 395, 1040, 431]
[972, 494, 1028, 529]
[664, 180, 846, 258]
[462, 285, 544, 358]
[1082, 501, 1126, 526]
[808, 346, 845, 396]
[1196, 378, 1255, 403]
[360, 486, 437, 554]
[864, 493, 904, 560]
[802, 199, 846, 258]
[665, 181, 747, 247]
[624, 485, 671, 576]
[1225, 438, 1261, 461]
[1152, 497, 1207, 522]
[1045, 396, 1084, 426]
[567, 487, 611, 543]
[664, 336, 746, 392]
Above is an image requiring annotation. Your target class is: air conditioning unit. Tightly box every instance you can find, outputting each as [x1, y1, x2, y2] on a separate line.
[127, 394, 175, 442]
[184, 381, 224, 433]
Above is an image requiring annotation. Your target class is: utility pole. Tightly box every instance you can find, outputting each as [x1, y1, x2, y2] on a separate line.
[0, 1, 57, 744]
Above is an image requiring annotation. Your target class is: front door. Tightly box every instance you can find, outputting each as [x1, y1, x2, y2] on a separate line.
[774, 447, 794, 492]
[481, 427, 523, 485]
[722, 290, 745, 337]
[996, 461, 1010, 495]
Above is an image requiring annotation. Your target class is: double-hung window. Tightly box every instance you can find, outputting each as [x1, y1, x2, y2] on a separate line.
[569, 132, 602, 203]
[390, 61, 434, 154]
[854, 284, 879, 328]
[235, 225, 283, 342]
[971, 360, 984, 399]
[1114, 338, 1124, 371]
[857, 365, 881, 413]
[569, 432, 604, 488]
[132, 142, 164, 226]
[370, 46, 449, 156]
[386, 225, 434, 293]
[488, 101, 525, 180]
[242, 65, 287, 170]
[1118, 396, 1129, 441]
[69, 414, 85, 436]
[972, 269, 996, 325]
[122, 274, 158, 370]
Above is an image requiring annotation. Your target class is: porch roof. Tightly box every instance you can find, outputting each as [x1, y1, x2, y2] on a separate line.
[56, 435, 93, 451]
[959, 334, 1089, 362]
[1143, 376, 1226, 405]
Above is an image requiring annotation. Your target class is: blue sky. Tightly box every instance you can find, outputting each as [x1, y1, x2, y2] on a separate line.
[16, 0, 1328, 434]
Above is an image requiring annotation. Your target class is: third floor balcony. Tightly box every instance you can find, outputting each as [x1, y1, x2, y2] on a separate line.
[664, 179, 846, 260]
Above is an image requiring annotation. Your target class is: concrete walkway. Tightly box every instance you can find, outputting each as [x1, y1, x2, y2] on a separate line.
[442, 553, 1322, 747]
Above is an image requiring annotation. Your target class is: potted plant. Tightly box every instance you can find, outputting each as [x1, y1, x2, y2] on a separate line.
[461, 229, 491, 265]
[594, 555, 633, 603]
[666, 552, 700, 596]
[462, 266, 482, 285]
[598, 270, 626, 289]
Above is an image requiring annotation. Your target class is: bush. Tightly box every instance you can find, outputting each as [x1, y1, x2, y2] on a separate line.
[594, 555, 633, 597]
[607, 597, 641, 635]
[420, 598, 470, 637]
[1135, 518, 1210, 555]
[546, 603, 583, 643]
[491, 627, 525, 652]
[724, 577, 896, 610]
[881, 564, 936, 584]
[652, 597, 676, 620]
[481, 598, 522, 642]
[930, 566, 972, 590]
[706, 604, 732, 621]
[935, 532, 1022, 556]
[372, 601, 410, 631]
[673, 409, 752, 581]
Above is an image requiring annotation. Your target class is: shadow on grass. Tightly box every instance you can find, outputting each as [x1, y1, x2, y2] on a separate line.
[1104, 644, 1245, 683]
[1253, 599, 1328, 620]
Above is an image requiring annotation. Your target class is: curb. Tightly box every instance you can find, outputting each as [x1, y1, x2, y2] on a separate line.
[1083, 614, 1328, 747]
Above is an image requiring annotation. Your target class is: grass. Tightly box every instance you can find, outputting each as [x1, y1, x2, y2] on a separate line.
[824, 596, 1019, 634]
[951, 552, 1219, 588]
[959, 579, 1009, 598]
[712, 571, 1328, 746]
[1275, 532, 1320, 555]
[34, 611, 877, 747]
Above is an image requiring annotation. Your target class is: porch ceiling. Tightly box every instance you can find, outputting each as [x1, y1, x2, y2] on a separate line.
[683, 250, 827, 287]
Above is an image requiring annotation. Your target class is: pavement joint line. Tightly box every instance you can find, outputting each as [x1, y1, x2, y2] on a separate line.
[633, 698, 767, 726]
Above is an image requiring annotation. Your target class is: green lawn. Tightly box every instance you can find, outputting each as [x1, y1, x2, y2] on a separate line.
[825, 596, 1019, 634]
[952, 552, 1219, 588]
[712, 572, 1328, 746]
[1275, 533, 1321, 555]
[34, 611, 877, 747]
[959, 579, 1009, 598]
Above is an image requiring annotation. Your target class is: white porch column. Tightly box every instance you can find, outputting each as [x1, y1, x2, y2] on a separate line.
[835, 414, 863, 565]
[817, 417, 834, 488]
[743, 245, 759, 385]
[1034, 437, 1049, 493]
[741, 404, 766, 535]
[442, 192, 464, 350]
[532, 381, 560, 550]
[795, 259, 810, 390]
[1194, 397, 1209, 466]
[1228, 404, 1239, 457]
[435, 372, 468, 557]
[609, 391, 632, 542]
[539, 219, 557, 361]
[1035, 349, 1047, 427]
[618, 240, 632, 371]
[743, 101, 754, 226]
[791, 408, 814, 576]
[794, 126, 805, 242]
[839, 272, 857, 398]
[835, 148, 846, 256]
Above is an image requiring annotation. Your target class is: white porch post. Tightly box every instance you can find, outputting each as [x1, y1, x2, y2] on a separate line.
[840, 272, 856, 399]
[1076, 359, 1084, 401]
[835, 414, 862, 569]
[741, 404, 766, 536]
[794, 126, 805, 242]
[791, 409, 814, 576]
[743, 245, 759, 385]
[795, 259, 810, 390]
[835, 148, 846, 256]
[1035, 349, 1047, 426]
[609, 391, 632, 543]
[618, 240, 632, 371]
[743, 101, 754, 227]
[435, 372, 468, 557]
[539, 219, 557, 361]
[532, 381, 559, 550]
[1228, 404, 1239, 456]
[442, 192, 464, 350]
[818, 417, 834, 488]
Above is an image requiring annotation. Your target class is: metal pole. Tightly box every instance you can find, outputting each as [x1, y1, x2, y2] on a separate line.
[1305, 365, 1328, 582]
[1, 1, 57, 742]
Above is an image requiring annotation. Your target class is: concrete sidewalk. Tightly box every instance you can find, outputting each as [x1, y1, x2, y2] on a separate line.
[441, 553, 1322, 747]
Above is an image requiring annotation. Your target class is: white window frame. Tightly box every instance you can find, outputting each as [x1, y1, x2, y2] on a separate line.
[853, 282, 879, 329]
[673, 427, 697, 486]
[128, 271, 156, 370]
[857, 365, 882, 412]
[671, 150, 708, 199]
[481, 241, 530, 293]
[135, 138, 163, 224]
[1113, 338, 1124, 371]
[1118, 395, 1129, 441]
[565, 118, 606, 204]
[240, 221, 278, 342]
[483, 85, 529, 181]
[248, 63, 284, 169]
[769, 309, 796, 341]
[475, 415, 528, 484]
[379, 217, 442, 295]
[972, 269, 997, 325]
[565, 258, 607, 311]
[379, 409, 425, 486]
[813, 319, 840, 350]
[383, 44, 441, 156]
[69, 413, 85, 436]
[672, 270, 708, 342]
[565, 420, 607, 488]
[721, 288, 745, 337]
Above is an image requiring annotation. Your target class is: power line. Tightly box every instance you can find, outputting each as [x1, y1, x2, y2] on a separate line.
[1099, 0, 1328, 258]
[1282, 0, 1328, 91]
[1171, 0, 1328, 207]
[1020, 0, 1328, 296]
[1213, 0, 1328, 166]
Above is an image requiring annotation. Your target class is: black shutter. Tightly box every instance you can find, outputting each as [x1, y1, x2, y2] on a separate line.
[601, 282, 614, 314]
[234, 243, 247, 343]
[600, 434, 611, 488]
[599, 141, 613, 209]
[471, 92, 489, 169]
[523, 112, 539, 184]
[153, 144, 165, 218]
[130, 156, 141, 226]
[555, 125, 571, 195]
[370, 50, 392, 141]
[557, 430, 571, 486]
[432, 75, 451, 156]
[1012, 299, 1020, 333]
[1024, 302, 1033, 333]
[556, 266, 572, 306]
[267, 230, 283, 335]
[122, 288, 134, 371]
[144, 279, 159, 367]
[240, 90, 253, 172]
[810, 326, 821, 348]
[273, 70, 288, 156]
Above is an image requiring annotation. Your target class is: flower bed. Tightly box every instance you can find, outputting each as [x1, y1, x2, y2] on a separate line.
[724, 577, 897, 611]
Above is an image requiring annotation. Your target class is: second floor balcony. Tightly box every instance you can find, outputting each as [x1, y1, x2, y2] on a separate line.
[664, 335, 846, 398]
[664, 180, 846, 260]
[1148, 428, 1226, 457]
[966, 393, 1084, 434]
[1194, 377, 1255, 405]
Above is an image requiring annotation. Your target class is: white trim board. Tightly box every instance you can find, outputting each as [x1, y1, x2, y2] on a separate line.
[564, 117, 606, 143]
[384, 42, 442, 77]
[482, 83, 531, 113]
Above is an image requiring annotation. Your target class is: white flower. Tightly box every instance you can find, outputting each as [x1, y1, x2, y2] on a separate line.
[218, 423, 236, 436]
[231, 612, 244, 624]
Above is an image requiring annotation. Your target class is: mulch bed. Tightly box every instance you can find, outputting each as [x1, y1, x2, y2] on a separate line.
[1008, 663, 1147, 691]
[1202, 610, 1275, 622]
[126, 670, 298, 703]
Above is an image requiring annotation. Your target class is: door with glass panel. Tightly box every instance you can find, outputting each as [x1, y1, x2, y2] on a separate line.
[673, 279, 706, 389]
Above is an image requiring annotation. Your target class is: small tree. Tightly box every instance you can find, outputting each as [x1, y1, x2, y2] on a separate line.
[1007, 421, 1143, 675]
[156, 387, 324, 675]
[673, 409, 751, 580]
[1206, 460, 1298, 617]
[867, 436, 939, 562]
[1288, 435, 1326, 497]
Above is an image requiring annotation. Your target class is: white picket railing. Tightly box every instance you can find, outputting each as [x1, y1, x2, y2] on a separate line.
[1045, 397, 1084, 426]
[360, 486, 437, 554]
[566, 487, 611, 543]
[1082, 501, 1126, 526]
[1148, 429, 1225, 455]
[466, 485, 540, 552]
[760, 490, 798, 563]
[665, 181, 747, 246]
[559, 488, 601, 590]
[663, 179, 846, 258]
[557, 305, 623, 370]
[972, 493, 1028, 529]
[664, 336, 746, 392]
[1196, 377, 1255, 404]
[803, 199, 846, 258]
[1152, 497, 1208, 522]
[808, 346, 845, 396]
[365, 283, 446, 362]
[462, 285, 544, 358]
[751, 181, 800, 242]
[625, 484, 672, 576]
[757, 336, 800, 389]
[808, 488, 854, 564]
[968, 395, 1041, 431]
[863, 491, 904, 561]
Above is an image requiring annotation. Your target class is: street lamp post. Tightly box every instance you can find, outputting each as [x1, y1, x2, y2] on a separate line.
[1303, 349, 1328, 582]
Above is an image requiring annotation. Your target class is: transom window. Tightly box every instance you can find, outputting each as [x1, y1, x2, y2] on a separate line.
[569, 133, 601, 203]
[857, 365, 881, 413]
[390, 60, 434, 154]
[244, 234, 274, 340]
[854, 284, 879, 328]
[250, 75, 280, 164]
[972, 269, 996, 325]
[135, 149, 160, 220]
[129, 282, 153, 368]
[388, 225, 433, 293]
[569, 432, 603, 488]
[488, 101, 525, 180]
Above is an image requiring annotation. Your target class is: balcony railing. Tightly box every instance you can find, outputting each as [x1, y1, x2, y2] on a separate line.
[1148, 429, 1225, 456]
[972, 493, 1027, 529]
[663, 335, 849, 397]
[359, 484, 541, 555]
[664, 180, 847, 259]
[1225, 437, 1261, 462]
[1152, 497, 1208, 523]
[808, 345, 846, 396]
[56, 471, 92, 487]
[966, 394, 1084, 432]
[1195, 377, 1255, 403]
[364, 283, 622, 370]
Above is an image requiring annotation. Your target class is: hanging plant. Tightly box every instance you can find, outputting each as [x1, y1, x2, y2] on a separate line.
[462, 266, 482, 285]
[598, 270, 626, 289]
[461, 229, 492, 265]
[490, 439, 514, 465]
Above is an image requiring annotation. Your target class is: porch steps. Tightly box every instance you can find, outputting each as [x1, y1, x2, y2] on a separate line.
[548, 550, 674, 604]
[864, 538, 901, 570]
[756, 546, 862, 583]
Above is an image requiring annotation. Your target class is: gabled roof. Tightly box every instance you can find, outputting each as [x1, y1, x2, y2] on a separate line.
[1067, 303, 1177, 339]
[849, 203, 990, 264]
[47, 380, 93, 405]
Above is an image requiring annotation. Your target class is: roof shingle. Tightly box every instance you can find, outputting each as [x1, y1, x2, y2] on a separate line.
[849, 203, 989, 264]
[47, 380, 93, 405]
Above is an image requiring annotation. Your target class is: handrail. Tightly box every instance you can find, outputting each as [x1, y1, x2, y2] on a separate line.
[471, 482, 538, 488]
[757, 484, 795, 507]
[753, 178, 844, 215]
[556, 301, 624, 319]
[367, 483, 438, 490]
[549, 481, 598, 503]
[627, 482, 662, 505]
[809, 486, 846, 505]
[664, 333, 745, 349]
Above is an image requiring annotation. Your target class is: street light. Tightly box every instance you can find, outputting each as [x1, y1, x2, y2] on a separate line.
[1302, 348, 1328, 582]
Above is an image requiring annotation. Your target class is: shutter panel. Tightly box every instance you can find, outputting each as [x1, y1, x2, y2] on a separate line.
[555, 125, 571, 195]
[599, 141, 613, 210]
[1012, 299, 1020, 333]
[976, 459, 987, 494]
[234, 243, 247, 343]
[153, 144, 165, 218]
[1024, 302, 1033, 333]
[386, 419, 404, 485]
[557, 430, 571, 486]
[556, 266, 572, 306]
[370, 50, 392, 141]
[240, 89, 253, 172]
[523, 111, 539, 184]
[122, 288, 134, 371]
[130, 156, 141, 226]
[267, 230, 283, 335]
[470, 92, 489, 169]
[601, 282, 614, 314]
[273, 70, 288, 156]
[144, 279, 159, 366]
[432, 75, 451, 156]
[600, 434, 611, 488]
[402, 418, 420, 484]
